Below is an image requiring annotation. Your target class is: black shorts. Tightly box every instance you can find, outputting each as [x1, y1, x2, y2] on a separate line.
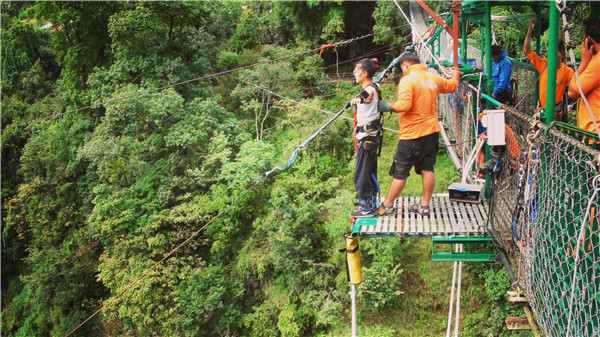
[389, 132, 439, 180]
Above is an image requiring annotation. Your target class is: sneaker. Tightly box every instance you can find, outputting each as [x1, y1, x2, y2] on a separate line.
[350, 207, 377, 218]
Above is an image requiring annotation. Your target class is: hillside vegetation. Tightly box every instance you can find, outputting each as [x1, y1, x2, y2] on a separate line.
[2, 2, 530, 336]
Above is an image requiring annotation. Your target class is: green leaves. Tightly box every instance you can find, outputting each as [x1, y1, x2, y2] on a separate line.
[1, 2, 477, 336]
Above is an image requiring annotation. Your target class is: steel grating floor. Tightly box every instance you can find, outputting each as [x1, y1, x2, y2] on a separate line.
[352, 194, 489, 238]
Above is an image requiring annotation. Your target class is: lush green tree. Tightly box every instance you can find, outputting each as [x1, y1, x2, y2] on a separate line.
[1, 2, 544, 336]
[230, 8, 262, 52]
[31, 1, 124, 103]
[373, 1, 410, 48]
[273, 1, 345, 44]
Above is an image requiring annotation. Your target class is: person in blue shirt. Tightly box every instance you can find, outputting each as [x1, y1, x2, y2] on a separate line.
[491, 45, 513, 105]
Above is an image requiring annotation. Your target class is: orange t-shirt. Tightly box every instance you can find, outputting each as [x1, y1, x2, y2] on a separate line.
[390, 64, 458, 140]
[572, 53, 600, 132]
[526, 51, 574, 108]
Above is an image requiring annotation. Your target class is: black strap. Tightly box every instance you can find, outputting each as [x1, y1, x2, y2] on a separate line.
[345, 246, 359, 254]
[365, 83, 382, 101]
[355, 119, 381, 134]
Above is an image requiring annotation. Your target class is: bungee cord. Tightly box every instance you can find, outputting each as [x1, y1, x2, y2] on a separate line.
[62, 27, 416, 336]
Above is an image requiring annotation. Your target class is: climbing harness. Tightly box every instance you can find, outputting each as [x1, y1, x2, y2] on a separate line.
[354, 84, 384, 156]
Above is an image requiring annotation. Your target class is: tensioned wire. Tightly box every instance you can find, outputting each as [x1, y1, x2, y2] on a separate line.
[233, 75, 402, 134]
[63, 90, 353, 337]
[62, 26, 412, 337]
[2, 24, 412, 134]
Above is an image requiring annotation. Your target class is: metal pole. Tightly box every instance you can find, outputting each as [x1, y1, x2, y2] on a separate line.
[351, 284, 357, 337]
[452, 1, 461, 67]
[534, 5, 542, 105]
[446, 251, 459, 337]
[439, 120, 463, 171]
[483, 1, 493, 200]
[484, 2, 493, 110]
[454, 245, 463, 336]
[462, 12, 467, 65]
[545, 2, 559, 124]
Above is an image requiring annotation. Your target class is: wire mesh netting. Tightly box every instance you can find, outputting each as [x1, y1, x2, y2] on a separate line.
[414, 40, 599, 336]
[492, 106, 600, 337]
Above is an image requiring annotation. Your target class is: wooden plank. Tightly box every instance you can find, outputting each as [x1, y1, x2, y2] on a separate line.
[412, 197, 419, 234]
[439, 196, 453, 234]
[448, 201, 461, 234]
[422, 197, 430, 234]
[448, 199, 458, 234]
[403, 197, 414, 233]
[435, 197, 446, 234]
[505, 317, 532, 330]
[446, 198, 460, 235]
[434, 196, 444, 234]
[471, 200, 486, 234]
[476, 201, 490, 234]
[381, 202, 389, 234]
[507, 291, 529, 305]
[367, 209, 381, 234]
[403, 196, 410, 233]
[471, 202, 486, 234]
[393, 197, 401, 234]
[416, 196, 424, 234]
[458, 202, 470, 234]
[459, 201, 471, 234]
[428, 197, 437, 234]
[404, 196, 412, 234]
[375, 200, 384, 233]
[463, 201, 479, 234]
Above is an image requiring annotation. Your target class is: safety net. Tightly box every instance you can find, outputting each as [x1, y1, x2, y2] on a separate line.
[415, 42, 599, 336]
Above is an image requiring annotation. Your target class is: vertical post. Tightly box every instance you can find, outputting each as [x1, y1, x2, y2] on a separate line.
[454, 245, 463, 336]
[483, 1, 493, 198]
[446, 257, 458, 336]
[484, 1, 493, 110]
[534, 5, 542, 105]
[545, 2, 559, 124]
[461, 13, 467, 65]
[351, 284, 357, 337]
[452, 1, 461, 67]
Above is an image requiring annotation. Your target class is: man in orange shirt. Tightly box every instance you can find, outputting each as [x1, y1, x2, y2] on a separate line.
[377, 53, 460, 216]
[524, 19, 574, 121]
[568, 19, 600, 132]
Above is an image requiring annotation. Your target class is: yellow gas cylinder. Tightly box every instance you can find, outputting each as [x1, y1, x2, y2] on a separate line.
[343, 232, 362, 285]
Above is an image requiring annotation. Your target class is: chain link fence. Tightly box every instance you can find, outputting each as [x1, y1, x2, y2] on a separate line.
[414, 38, 599, 336]
[492, 106, 600, 337]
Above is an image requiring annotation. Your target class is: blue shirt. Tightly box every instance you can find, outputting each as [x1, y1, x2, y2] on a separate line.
[491, 49, 512, 96]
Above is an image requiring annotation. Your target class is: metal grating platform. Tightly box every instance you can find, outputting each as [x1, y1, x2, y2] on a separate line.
[352, 194, 489, 237]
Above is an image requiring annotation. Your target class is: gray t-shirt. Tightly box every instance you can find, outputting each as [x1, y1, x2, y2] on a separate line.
[355, 85, 380, 140]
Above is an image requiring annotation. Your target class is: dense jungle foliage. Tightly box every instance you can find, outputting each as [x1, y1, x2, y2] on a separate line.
[1, 1, 545, 336]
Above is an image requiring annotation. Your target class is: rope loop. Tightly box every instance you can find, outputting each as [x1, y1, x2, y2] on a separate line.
[526, 128, 542, 148]
[592, 174, 600, 192]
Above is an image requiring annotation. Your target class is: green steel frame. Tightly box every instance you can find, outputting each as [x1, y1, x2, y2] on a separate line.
[432, 236, 496, 262]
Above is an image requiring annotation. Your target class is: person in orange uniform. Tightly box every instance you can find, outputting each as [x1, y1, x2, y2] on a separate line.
[524, 19, 574, 121]
[568, 18, 600, 132]
[376, 53, 460, 216]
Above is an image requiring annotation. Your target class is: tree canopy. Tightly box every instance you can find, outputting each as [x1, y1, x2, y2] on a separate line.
[2, 2, 545, 336]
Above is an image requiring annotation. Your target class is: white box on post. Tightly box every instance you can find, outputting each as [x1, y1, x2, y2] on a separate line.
[482, 109, 506, 146]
